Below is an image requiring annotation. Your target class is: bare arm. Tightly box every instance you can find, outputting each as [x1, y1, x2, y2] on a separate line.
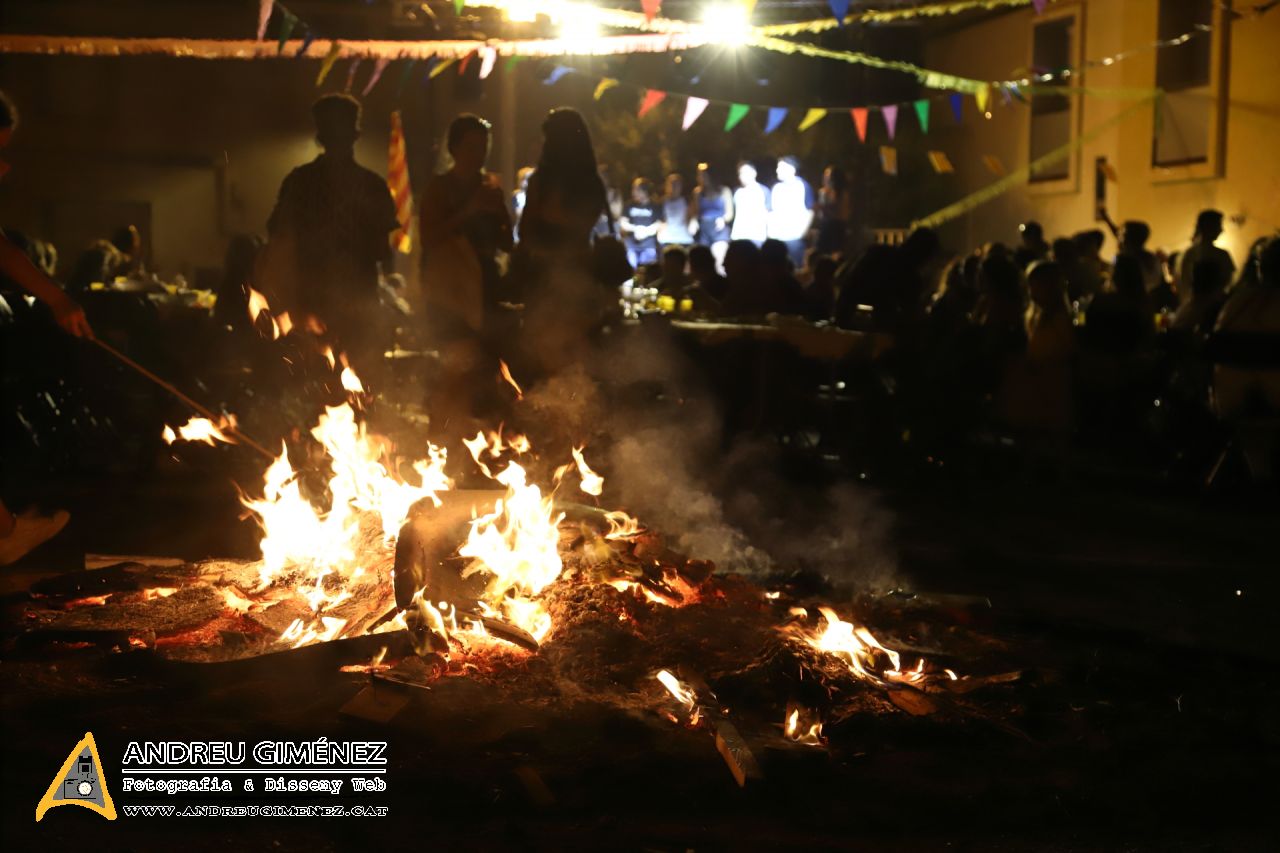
[0, 235, 94, 338]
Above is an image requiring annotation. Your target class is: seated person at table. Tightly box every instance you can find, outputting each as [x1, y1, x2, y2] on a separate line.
[759, 238, 805, 316]
[651, 246, 689, 296]
[803, 255, 838, 322]
[684, 244, 726, 310]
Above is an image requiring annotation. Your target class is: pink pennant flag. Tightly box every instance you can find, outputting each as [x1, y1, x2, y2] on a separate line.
[682, 97, 709, 130]
[361, 57, 390, 96]
[881, 104, 898, 141]
[642, 0, 662, 22]
[1032, 0, 1048, 13]
[344, 58, 362, 93]
[850, 107, 868, 142]
[638, 89, 667, 118]
[257, 0, 274, 41]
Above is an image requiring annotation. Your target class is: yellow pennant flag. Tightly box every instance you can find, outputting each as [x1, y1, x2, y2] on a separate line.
[879, 146, 898, 176]
[975, 84, 990, 114]
[429, 56, 457, 79]
[798, 107, 828, 132]
[927, 150, 954, 174]
[315, 41, 343, 87]
[594, 78, 619, 100]
[982, 154, 1006, 176]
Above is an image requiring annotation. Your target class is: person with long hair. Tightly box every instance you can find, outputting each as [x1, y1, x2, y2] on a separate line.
[691, 162, 733, 269]
[517, 108, 608, 269]
[659, 173, 694, 248]
[511, 108, 612, 377]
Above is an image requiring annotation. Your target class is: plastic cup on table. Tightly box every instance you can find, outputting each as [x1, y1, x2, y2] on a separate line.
[656, 294, 676, 314]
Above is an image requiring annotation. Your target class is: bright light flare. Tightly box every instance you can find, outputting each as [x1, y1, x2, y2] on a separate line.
[656, 669, 697, 709]
[163, 415, 238, 446]
[701, 3, 752, 46]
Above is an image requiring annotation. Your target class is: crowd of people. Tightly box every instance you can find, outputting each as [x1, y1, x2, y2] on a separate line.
[3, 88, 1279, 563]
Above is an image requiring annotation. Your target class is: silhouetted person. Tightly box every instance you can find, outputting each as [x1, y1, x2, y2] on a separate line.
[685, 244, 726, 309]
[1013, 220, 1049, 271]
[267, 93, 399, 362]
[803, 255, 838, 321]
[212, 233, 264, 332]
[651, 246, 689, 296]
[1101, 209, 1162, 294]
[1179, 209, 1235, 302]
[419, 113, 512, 339]
[814, 165, 851, 257]
[758, 238, 806, 316]
[1073, 228, 1110, 297]
[719, 240, 765, 316]
[517, 108, 608, 273]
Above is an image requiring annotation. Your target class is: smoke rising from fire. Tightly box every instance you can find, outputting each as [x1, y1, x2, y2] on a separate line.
[517, 319, 897, 591]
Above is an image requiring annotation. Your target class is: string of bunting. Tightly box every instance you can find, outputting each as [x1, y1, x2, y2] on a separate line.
[911, 94, 1157, 228]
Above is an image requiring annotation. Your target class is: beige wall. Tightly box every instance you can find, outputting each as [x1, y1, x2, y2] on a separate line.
[923, 0, 1280, 267]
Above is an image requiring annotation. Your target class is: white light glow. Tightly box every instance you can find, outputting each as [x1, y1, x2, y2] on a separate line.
[559, 16, 601, 45]
[701, 3, 752, 46]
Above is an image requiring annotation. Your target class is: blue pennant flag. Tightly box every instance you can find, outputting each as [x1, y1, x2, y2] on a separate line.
[949, 93, 963, 124]
[295, 28, 316, 57]
[544, 65, 573, 85]
[828, 0, 850, 26]
[764, 107, 788, 135]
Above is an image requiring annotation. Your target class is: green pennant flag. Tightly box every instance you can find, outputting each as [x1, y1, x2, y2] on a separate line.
[395, 59, 419, 98]
[724, 103, 750, 132]
[505, 55, 522, 73]
[914, 99, 929, 134]
[455, 0, 464, 15]
[276, 8, 298, 55]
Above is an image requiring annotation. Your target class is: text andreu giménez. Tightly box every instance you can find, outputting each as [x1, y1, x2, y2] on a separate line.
[121, 739, 387, 766]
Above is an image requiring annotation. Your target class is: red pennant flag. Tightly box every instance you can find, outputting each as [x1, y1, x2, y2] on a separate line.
[458, 50, 475, 75]
[638, 89, 666, 118]
[850, 107, 868, 142]
[642, 0, 662, 22]
[387, 111, 414, 254]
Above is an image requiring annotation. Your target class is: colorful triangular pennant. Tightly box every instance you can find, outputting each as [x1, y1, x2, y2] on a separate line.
[975, 84, 990, 114]
[950, 93, 963, 124]
[879, 146, 898, 176]
[295, 28, 316, 58]
[881, 104, 898, 141]
[458, 51, 474, 75]
[638, 89, 667, 118]
[927, 151, 953, 174]
[343, 58, 362, 93]
[914, 99, 929, 134]
[828, 0, 850, 26]
[315, 41, 342, 86]
[257, 0, 275, 41]
[982, 154, 1006, 176]
[726, 103, 751, 131]
[362, 57, 390, 96]
[798, 108, 827, 132]
[642, 0, 662, 22]
[395, 59, 419, 98]
[276, 7, 298, 55]
[593, 78, 618, 100]
[682, 97, 709, 130]
[479, 47, 497, 79]
[763, 106, 787, 134]
[428, 56, 456, 79]
[850, 107, 868, 142]
[505, 55, 522, 73]
[544, 65, 573, 85]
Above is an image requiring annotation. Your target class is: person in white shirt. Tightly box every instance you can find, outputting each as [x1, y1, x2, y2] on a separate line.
[767, 156, 814, 267]
[730, 161, 769, 247]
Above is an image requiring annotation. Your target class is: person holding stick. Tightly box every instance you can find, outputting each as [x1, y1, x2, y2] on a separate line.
[0, 89, 95, 564]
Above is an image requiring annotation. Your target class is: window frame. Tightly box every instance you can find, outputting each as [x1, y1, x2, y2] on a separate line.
[1147, 0, 1231, 181]
[1026, 2, 1084, 195]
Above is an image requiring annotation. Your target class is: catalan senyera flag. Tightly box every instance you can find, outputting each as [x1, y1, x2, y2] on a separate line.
[388, 111, 413, 254]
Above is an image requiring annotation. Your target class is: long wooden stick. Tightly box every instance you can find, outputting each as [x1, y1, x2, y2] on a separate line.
[91, 338, 276, 460]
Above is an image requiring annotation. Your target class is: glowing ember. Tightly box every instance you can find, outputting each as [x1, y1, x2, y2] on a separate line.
[163, 415, 237, 446]
[784, 705, 825, 746]
[785, 606, 902, 684]
[656, 669, 697, 709]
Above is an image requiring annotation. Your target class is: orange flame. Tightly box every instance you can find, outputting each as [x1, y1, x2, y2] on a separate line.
[163, 415, 238, 446]
[498, 360, 524, 399]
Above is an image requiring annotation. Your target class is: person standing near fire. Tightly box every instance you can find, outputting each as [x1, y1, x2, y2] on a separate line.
[0, 89, 95, 564]
[264, 94, 399, 372]
[417, 113, 513, 442]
